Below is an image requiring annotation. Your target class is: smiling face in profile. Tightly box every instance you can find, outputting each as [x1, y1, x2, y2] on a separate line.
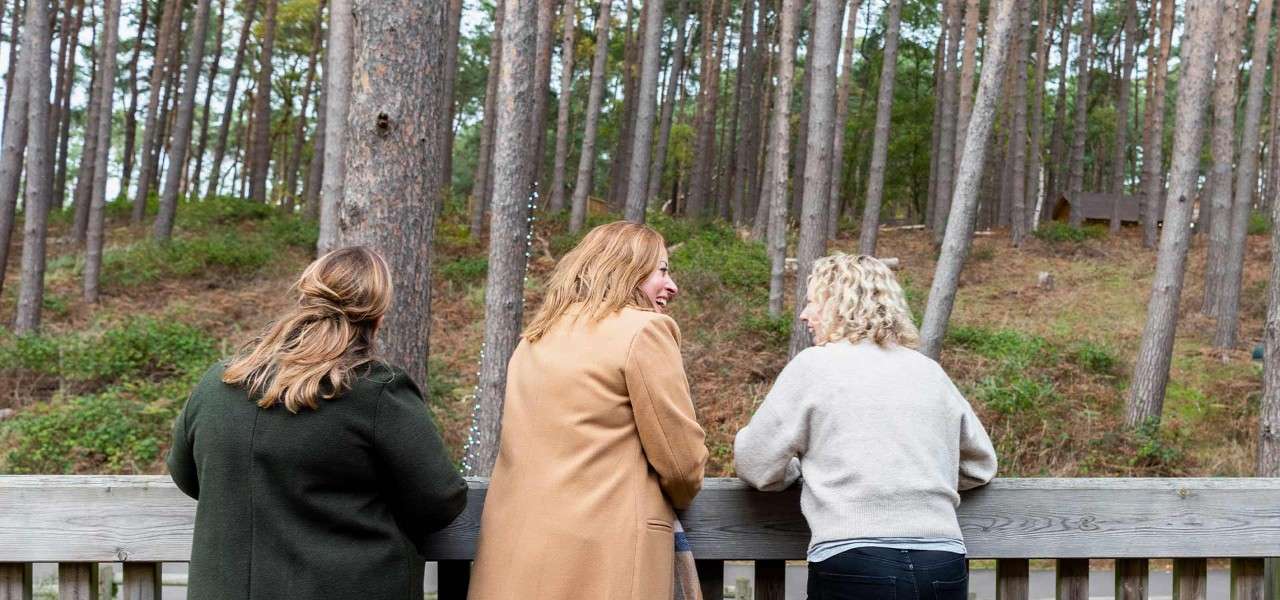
[639, 249, 678, 313]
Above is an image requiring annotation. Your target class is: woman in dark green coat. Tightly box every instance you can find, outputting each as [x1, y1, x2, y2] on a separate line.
[167, 246, 467, 600]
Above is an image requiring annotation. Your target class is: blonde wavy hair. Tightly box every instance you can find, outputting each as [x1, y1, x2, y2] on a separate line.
[805, 253, 919, 348]
[523, 221, 665, 342]
[223, 246, 393, 412]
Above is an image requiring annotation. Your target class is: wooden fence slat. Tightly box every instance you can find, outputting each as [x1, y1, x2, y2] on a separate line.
[1054, 558, 1087, 600]
[754, 560, 785, 600]
[1172, 558, 1206, 600]
[996, 558, 1029, 600]
[695, 559, 724, 600]
[1116, 558, 1148, 600]
[0, 563, 31, 600]
[1265, 558, 1278, 600]
[1231, 558, 1265, 600]
[437, 560, 470, 600]
[120, 562, 161, 600]
[58, 562, 98, 600]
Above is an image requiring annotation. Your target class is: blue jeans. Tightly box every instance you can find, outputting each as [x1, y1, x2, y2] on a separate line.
[807, 547, 968, 600]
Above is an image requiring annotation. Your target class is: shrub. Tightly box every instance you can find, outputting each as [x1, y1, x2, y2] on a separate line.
[1071, 341, 1118, 375]
[741, 312, 791, 349]
[1248, 211, 1271, 236]
[99, 235, 274, 287]
[439, 256, 489, 284]
[947, 325, 1049, 367]
[1033, 222, 1106, 243]
[970, 245, 995, 262]
[669, 226, 768, 302]
[972, 370, 1058, 415]
[0, 318, 217, 383]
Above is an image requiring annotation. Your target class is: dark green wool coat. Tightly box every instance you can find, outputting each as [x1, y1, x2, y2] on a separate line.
[168, 361, 467, 600]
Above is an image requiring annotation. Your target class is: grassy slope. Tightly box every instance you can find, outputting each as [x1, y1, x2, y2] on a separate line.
[0, 203, 1269, 478]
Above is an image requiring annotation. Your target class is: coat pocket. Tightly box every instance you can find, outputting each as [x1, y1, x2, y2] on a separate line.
[645, 518, 674, 532]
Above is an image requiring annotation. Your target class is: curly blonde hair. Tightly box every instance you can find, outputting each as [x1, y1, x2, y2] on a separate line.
[805, 253, 919, 348]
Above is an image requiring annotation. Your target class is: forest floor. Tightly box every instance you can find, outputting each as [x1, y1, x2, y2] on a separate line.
[0, 199, 1270, 477]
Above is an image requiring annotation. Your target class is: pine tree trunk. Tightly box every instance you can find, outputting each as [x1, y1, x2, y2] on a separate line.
[530, 0, 555, 193]
[1023, 0, 1050, 240]
[0, 2, 28, 297]
[1261, 120, 1280, 477]
[438, 0, 465, 211]
[569, 0, 615, 232]
[83, 0, 121, 303]
[1009, 0, 1030, 244]
[1125, 0, 1221, 427]
[726, 0, 757, 224]
[1047, 0, 1073, 215]
[933, 0, 963, 241]
[926, 27, 945, 228]
[751, 6, 779, 239]
[190, 0, 230, 199]
[12, 0, 52, 334]
[953, 0, 979, 181]
[468, 0, 538, 477]
[303, 62, 327, 220]
[606, 0, 638, 211]
[317, 0, 351, 251]
[686, 0, 725, 219]
[283, 4, 324, 210]
[1140, 0, 1175, 249]
[622, 0, 665, 222]
[247, 0, 278, 204]
[788, 0, 840, 356]
[766, 0, 799, 317]
[52, 0, 85, 213]
[1109, 0, 1137, 236]
[205, 0, 258, 198]
[120, 0, 149, 195]
[470, 0, 504, 234]
[1066, 0, 1092, 227]
[131, 0, 181, 223]
[1202, 0, 1245, 316]
[857, 0, 901, 255]
[826, 0, 857, 240]
[336, 0, 449, 386]
[548, 0, 577, 213]
[790, 4, 816, 219]
[918, 0, 1019, 359]
[648, 0, 694, 209]
[71, 45, 100, 243]
[155, 0, 214, 240]
[1214, 0, 1274, 349]
[1, 0, 21, 122]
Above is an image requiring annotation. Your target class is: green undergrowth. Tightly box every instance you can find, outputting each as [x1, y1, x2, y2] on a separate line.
[1032, 222, 1107, 244]
[668, 222, 768, 304]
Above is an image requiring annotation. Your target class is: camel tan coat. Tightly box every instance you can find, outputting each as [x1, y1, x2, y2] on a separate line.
[468, 307, 708, 600]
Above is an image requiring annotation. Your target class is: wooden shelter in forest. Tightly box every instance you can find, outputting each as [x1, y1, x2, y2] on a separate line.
[1051, 192, 1165, 225]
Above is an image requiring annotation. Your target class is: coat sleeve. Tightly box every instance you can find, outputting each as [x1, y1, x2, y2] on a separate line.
[166, 393, 200, 500]
[373, 371, 469, 555]
[733, 353, 809, 492]
[947, 377, 998, 490]
[624, 316, 708, 510]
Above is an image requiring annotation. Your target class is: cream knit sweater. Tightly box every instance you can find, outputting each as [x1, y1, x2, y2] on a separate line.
[734, 340, 997, 548]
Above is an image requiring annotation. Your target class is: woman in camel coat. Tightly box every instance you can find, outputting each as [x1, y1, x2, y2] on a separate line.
[468, 221, 708, 600]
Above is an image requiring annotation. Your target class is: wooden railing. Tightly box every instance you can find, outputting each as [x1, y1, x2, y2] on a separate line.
[1, 476, 1279, 599]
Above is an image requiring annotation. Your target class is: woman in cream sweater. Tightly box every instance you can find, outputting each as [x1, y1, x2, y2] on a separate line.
[735, 253, 997, 600]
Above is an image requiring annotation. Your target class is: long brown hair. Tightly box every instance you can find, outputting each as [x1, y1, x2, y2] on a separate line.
[223, 246, 393, 412]
[522, 221, 665, 342]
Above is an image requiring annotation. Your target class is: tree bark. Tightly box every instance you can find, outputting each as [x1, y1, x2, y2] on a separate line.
[2, 0, 21, 123]
[52, 0, 85, 214]
[120, 0, 149, 195]
[569, 0, 614, 232]
[1125, 0, 1220, 427]
[440, 0, 465, 211]
[766, 0, 799, 317]
[1066, 0, 1092, 227]
[71, 35, 100, 243]
[788, 0, 840, 357]
[0, 0, 28, 297]
[336, 0, 449, 387]
[530, 0, 555, 195]
[918, 0, 1019, 359]
[926, 23, 946, 228]
[470, 0, 503, 235]
[283, 3, 324, 211]
[1008, 0, 1030, 244]
[933, 0, 963, 241]
[1202, 0, 1245, 316]
[857, 0, 900, 255]
[790, 4, 816, 219]
[953, 0, 979, 182]
[548, 0, 577, 213]
[317, 0, 351, 251]
[247, 0, 278, 204]
[1261, 117, 1280, 477]
[1109, 0, 1138, 236]
[155, 0, 214, 241]
[622, 0, 664, 221]
[1047, 0, 1073, 216]
[685, 0, 725, 219]
[1214, 0, 1274, 349]
[467, 0, 538, 477]
[303, 61, 327, 220]
[1024, 0, 1050, 234]
[83, 0, 121, 303]
[190, 0, 230, 199]
[131, 0, 181, 223]
[205, 0, 258, 198]
[12, 0, 52, 334]
[607, 0, 639, 211]
[1140, 0, 1175, 249]
[825, 0, 857, 240]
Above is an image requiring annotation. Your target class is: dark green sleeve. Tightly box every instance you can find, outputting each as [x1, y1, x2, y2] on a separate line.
[167, 394, 200, 499]
[373, 371, 468, 555]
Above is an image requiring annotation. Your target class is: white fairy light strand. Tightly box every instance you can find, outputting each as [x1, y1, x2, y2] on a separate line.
[461, 182, 538, 475]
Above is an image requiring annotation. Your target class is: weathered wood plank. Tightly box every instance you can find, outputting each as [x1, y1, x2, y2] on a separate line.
[4, 477, 1280, 560]
[1172, 558, 1206, 600]
[1115, 558, 1148, 600]
[121, 563, 161, 600]
[436, 560, 469, 600]
[57, 563, 98, 600]
[754, 560, 784, 600]
[695, 559, 723, 600]
[1054, 558, 1087, 600]
[1265, 558, 1278, 600]
[0, 563, 31, 600]
[1231, 558, 1265, 600]
[997, 558, 1029, 600]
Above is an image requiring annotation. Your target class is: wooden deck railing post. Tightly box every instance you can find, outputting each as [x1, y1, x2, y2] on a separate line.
[121, 562, 162, 600]
[695, 559, 723, 600]
[1054, 558, 1086, 600]
[1115, 558, 1148, 600]
[58, 563, 98, 600]
[754, 560, 785, 600]
[1231, 558, 1265, 600]
[1172, 558, 1206, 600]
[0, 563, 31, 600]
[996, 558, 1029, 600]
